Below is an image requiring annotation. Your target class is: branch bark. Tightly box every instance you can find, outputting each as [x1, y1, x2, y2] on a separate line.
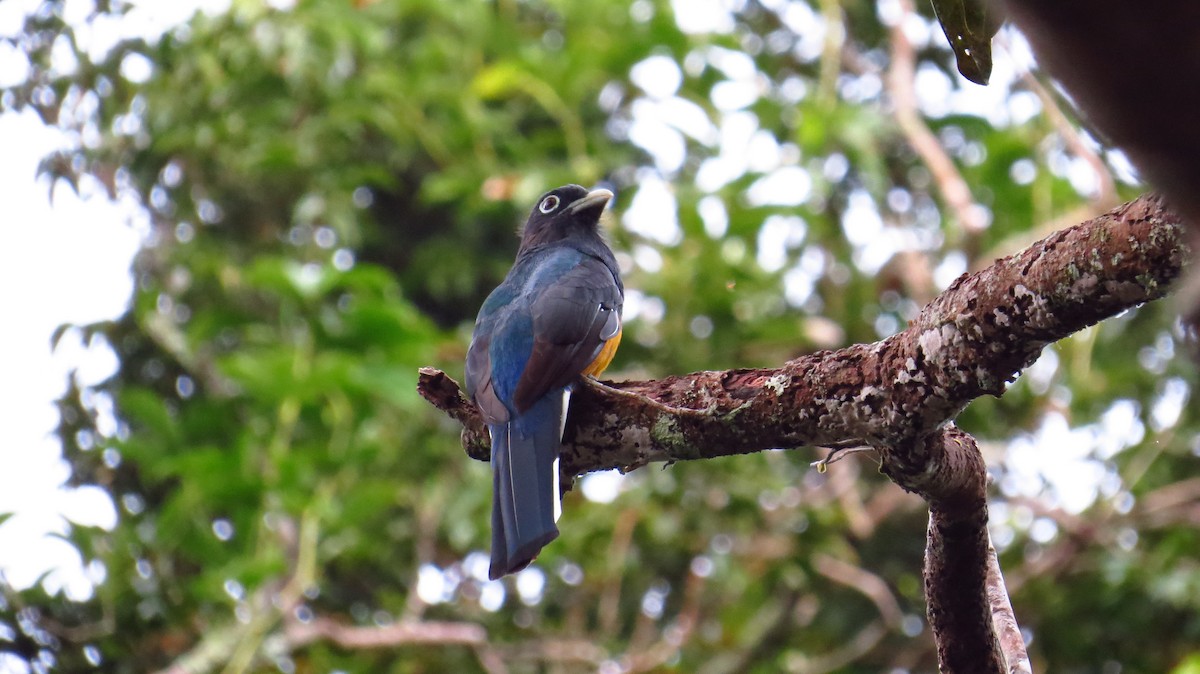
[918, 427, 1004, 673]
[419, 194, 1188, 673]
[419, 194, 1188, 482]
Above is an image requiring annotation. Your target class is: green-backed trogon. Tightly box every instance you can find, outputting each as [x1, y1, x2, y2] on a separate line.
[465, 185, 624, 580]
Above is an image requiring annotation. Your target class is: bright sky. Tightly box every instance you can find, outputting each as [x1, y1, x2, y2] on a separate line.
[0, 109, 132, 598]
[0, 0, 233, 601]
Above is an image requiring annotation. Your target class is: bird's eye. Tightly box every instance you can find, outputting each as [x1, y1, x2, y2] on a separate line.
[538, 195, 560, 213]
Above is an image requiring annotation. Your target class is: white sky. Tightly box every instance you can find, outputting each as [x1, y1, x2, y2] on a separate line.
[0, 0, 234, 600]
[0, 109, 133, 598]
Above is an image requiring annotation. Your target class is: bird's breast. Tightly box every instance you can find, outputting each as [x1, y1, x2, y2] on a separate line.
[581, 324, 622, 378]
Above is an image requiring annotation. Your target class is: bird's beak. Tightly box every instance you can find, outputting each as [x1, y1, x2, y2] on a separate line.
[568, 188, 614, 215]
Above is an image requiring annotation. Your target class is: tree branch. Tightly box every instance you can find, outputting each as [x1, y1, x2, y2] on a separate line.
[996, 0, 1200, 326]
[419, 195, 1186, 672]
[919, 427, 1004, 673]
[813, 553, 903, 628]
[1015, 66, 1117, 209]
[282, 615, 613, 672]
[284, 617, 488, 649]
[418, 194, 1188, 486]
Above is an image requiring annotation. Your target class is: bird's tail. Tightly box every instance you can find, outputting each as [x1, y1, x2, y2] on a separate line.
[488, 391, 567, 580]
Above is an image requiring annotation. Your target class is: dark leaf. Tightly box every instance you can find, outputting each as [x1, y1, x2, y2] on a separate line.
[930, 0, 1002, 84]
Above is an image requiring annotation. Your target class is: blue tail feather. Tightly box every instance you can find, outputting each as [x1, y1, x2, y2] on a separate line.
[488, 392, 564, 580]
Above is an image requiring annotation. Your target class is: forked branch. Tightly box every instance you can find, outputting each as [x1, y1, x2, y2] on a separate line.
[420, 194, 1187, 484]
[419, 193, 1188, 674]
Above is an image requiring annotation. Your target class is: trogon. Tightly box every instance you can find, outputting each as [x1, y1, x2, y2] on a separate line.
[465, 184, 624, 580]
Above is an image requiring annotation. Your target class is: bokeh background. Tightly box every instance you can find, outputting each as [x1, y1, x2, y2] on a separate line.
[2, 0, 1199, 672]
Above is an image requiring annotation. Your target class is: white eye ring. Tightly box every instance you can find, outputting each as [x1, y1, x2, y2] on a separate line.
[538, 195, 560, 213]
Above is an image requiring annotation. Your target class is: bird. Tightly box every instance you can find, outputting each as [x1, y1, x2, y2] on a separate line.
[465, 184, 624, 580]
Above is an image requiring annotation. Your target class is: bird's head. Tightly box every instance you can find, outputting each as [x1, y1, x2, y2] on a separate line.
[517, 184, 614, 253]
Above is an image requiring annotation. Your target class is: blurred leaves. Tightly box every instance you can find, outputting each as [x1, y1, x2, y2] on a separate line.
[1, 0, 1196, 672]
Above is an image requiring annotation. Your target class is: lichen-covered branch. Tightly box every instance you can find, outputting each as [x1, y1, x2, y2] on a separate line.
[996, 0, 1200, 326]
[418, 194, 1188, 484]
[418, 194, 1188, 674]
[918, 427, 1004, 673]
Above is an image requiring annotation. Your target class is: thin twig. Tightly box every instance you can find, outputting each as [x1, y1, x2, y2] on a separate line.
[286, 617, 488, 649]
[810, 446, 874, 472]
[402, 493, 446, 622]
[598, 507, 640, 635]
[816, 0, 845, 106]
[888, 0, 987, 235]
[700, 591, 803, 674]
[1016, 68, 1118, 208]
[624, 569, 705, 673]
[828, 459, 877, 539]
[813, 553, 904, 627]
[472, 647, 511, 674]
[795, 621, 889, 674]
[1141, 476, 1200, 516]
[503, 638, 608, 665]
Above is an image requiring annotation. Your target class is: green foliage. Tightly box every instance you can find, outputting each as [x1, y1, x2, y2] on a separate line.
[2, 0, 1197, 672]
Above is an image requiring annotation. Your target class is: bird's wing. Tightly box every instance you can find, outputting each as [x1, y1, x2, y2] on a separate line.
[511, 255, 623, 413]
[466, 289, 515, 425]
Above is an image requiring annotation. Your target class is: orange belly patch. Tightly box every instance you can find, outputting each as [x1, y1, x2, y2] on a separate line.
[582, 325, 622, 378]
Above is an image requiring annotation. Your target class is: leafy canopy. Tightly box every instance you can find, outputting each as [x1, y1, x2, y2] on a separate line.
[1, 0, 1197, 672]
